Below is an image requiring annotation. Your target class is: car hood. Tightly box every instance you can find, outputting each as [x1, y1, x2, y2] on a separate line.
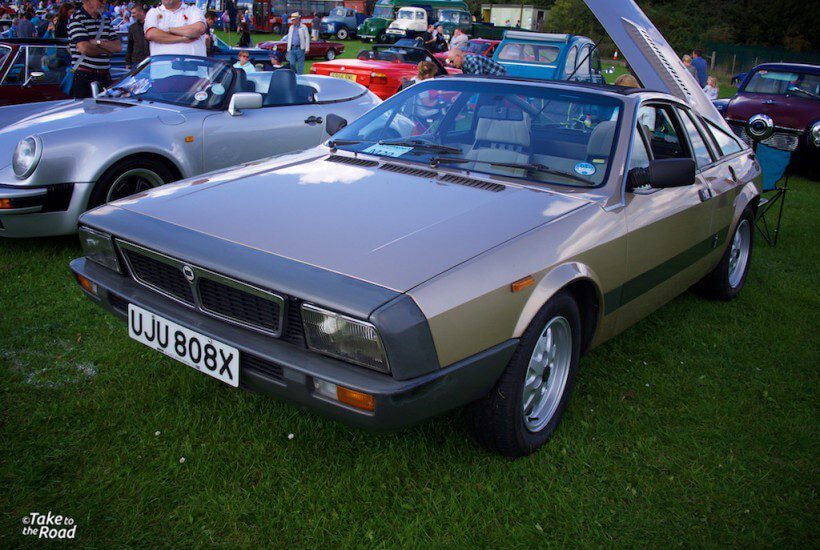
[110, 150, 591, 292]
[0, 98, 190, 140]
[727, 93, 819, 131]
[584, 0, 727, 128]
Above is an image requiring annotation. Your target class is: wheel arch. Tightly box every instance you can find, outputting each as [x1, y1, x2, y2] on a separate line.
[86, 151, 185, 210]
[513, 262, 605, 356]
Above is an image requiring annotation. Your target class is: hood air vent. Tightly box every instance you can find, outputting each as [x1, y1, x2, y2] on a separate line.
[380, 163, 438, 179]
[325, 155, 379, 167]
[439, 174, 505, 193]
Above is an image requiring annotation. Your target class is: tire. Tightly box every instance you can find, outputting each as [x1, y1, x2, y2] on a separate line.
[697, 206, 754, 301]
[326, 49, 336, 60]
[88, 157, 175, 209]
[336, 27, 349, 40]
[466, 291, 582, 457]
[272, 23, 281, 34]
[377, 32, 388, 44]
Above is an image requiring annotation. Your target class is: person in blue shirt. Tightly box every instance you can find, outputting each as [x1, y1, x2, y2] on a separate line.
[691, 49, 708, 88]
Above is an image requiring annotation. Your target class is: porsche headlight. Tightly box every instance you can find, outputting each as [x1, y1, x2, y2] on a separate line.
[79, 226, 122, 273]
[811, 121, 820, 147]
[301, 304, 389, 372]
[12, 136, 43, 179]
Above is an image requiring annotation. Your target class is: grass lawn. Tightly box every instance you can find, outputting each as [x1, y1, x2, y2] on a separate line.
[0, 39, 815, 544]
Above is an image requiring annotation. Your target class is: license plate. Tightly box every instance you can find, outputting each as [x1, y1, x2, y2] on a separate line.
[386, 29, 404, 34]
[330, 72, 357, 82]
[128, 304, 239, 387]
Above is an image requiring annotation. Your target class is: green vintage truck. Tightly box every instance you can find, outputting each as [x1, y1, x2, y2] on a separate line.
[357, 0, 469, 43]
[435, 8, 519, 42]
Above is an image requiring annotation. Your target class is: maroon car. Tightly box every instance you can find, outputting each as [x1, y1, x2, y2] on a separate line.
[258, 38, 345, 61]
[0, 38, 72, 106]
[722, 63, 819, 161]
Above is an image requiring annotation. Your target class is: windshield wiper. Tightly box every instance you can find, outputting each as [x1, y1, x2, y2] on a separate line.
[488, 161, 593, 185]
[327, 138, 369, 148]
[429, 156, 471, 168]
[378, 138, 463, 155]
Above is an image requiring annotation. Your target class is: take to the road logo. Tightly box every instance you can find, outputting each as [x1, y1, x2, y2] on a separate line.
[21, 511, 77, 540]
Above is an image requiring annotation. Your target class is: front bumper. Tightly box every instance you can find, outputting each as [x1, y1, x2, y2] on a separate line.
[0, 182, 92, 237]
[70, 257, 517, 430]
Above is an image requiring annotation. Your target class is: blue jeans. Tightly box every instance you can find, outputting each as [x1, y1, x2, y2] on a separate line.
[288, 48, 306, 74]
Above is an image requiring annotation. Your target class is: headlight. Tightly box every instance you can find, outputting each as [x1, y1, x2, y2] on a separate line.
[811, 121, 820, 147]
[79, 226, 122, 273]
[327, 23, 335, 30]
[301, 304, 389, 372]
[12, 135, 43, 179]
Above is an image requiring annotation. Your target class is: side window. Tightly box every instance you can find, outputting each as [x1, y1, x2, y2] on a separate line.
[3, 49, 25, 85]
[563, 46, 577, 76]
[677, 108, 715, 168]
[25, 46, 71, 85]
[573, 46, 591, 79]
[638, 105, 689, 160]
[704, 120, 743, 157]
[629, 126, 651, 170]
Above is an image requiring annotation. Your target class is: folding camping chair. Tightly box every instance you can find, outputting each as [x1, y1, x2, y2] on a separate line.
[754, 143, 791, 246]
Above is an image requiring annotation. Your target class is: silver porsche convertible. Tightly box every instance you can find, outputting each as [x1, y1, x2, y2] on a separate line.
[0, 55, 381, 237]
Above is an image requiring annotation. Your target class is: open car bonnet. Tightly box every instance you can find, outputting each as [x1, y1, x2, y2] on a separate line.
[584, 0, 728, 129]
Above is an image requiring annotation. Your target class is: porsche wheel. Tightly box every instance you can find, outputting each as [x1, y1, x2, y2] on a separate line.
[697, 206, 754, 301]
[336, 27, 349, 40]
[326, 49, 336, 60]
[88, 157, 175, 209]
[466, 291, 581, 457]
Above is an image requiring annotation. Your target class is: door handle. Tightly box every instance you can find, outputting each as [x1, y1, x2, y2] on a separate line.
[728, 165, 738, 182]
[304, 116, 323, 125]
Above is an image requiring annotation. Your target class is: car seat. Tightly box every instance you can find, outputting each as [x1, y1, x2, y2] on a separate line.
[586, 120, 616, 165]
[233, 68, 257, 93]
[467, 105, 531, 165]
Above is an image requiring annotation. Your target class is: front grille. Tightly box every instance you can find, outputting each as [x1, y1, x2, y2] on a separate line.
[199, 277, 281, 334]
[124, 249, 195, 304]
[282, 297, 307, 348]
[241, 352, 284, 380]
[731, 123, 801, 151]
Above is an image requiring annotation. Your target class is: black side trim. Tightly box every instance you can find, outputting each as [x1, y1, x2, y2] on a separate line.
[604, 226, 729, 315]
[369, 294, 440, 380]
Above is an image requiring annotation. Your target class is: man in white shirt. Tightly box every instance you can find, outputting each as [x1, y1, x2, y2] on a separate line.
[285, 12, 309, 74]
[449, 28, 468, 52]
[144, 0, 207, 57]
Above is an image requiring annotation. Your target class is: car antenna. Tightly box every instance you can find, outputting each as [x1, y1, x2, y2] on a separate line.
[565, 36, 604, 83]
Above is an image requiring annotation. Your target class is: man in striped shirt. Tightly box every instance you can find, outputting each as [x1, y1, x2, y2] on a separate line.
[68, 0, 121, 98]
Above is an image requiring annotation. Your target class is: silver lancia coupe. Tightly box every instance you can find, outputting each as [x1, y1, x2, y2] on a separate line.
[71, 0, 762, 456]
[0, 55, 380, 237]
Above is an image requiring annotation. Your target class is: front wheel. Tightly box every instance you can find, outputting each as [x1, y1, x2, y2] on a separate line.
[326, 49, 336, 60]
[336, 27, 349, 40]
[697, 206, 754, 301]
[272, 23, 281, 34]
[377, 32, 388, 44]
[466, 291, 581, 457]
[88, 157, 175, 209]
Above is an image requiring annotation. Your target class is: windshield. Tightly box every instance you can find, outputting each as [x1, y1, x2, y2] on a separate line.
[330, 7, 346, 16]
[397, 10, 416, 20]
[438, 9, 460, 22]
[497, 42, 560, 65]
[744, 69, 820, 98]
[373, 6, 394, 18]
[463, 40, 490, 55]
[330, 80, 622, 188]
[103, 56, 234, 109]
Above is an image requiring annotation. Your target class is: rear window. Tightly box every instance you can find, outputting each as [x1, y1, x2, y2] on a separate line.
[497, 42, 560, 64]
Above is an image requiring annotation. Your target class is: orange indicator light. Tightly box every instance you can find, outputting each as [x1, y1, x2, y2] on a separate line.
[511, 276, 535, 293]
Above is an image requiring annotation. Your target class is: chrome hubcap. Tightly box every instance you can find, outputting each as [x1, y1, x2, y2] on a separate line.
[728, 219, 751, 288]
[522, 316, 572, 432]
[105, 168, 164, 203]
[327, 50, 335, 60]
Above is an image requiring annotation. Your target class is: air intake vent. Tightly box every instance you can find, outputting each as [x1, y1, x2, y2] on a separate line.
[439, 174, 505, 192]
[325, 155, 379, 167]
[380, 163, 438, 178]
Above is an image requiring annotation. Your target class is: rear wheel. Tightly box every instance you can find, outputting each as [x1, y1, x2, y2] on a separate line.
[326, 49, 336, 60]
[697, 206, 754, 301]
[88, 157, 175, 209]
[377, 32, 388, 44]
[466, 291, 581, 457]
[336, 27, 349, 40]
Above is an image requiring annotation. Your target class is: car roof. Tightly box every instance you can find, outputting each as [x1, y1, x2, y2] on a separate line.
[750, 62, 820, 75]
[439, 73, 673, 100]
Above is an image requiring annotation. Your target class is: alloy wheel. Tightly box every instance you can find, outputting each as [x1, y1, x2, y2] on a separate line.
[728, 219, 751, 288]
[105, 168, 165, 203]
[522, 316, 572, 432]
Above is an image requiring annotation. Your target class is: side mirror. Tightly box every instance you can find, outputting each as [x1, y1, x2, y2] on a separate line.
[23, 71, 45, 87]
[325, 113, 348, 136]
[90, 80, 101, 98]
[228, 92, 263, 116]
[627, 158, 696, 191]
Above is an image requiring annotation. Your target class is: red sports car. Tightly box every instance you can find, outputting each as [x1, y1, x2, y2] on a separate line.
[0, 38, 72, 106]
[258, 38, 346, 61]
[434, 38, 500, 63]
[310, 43, 460, 100]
